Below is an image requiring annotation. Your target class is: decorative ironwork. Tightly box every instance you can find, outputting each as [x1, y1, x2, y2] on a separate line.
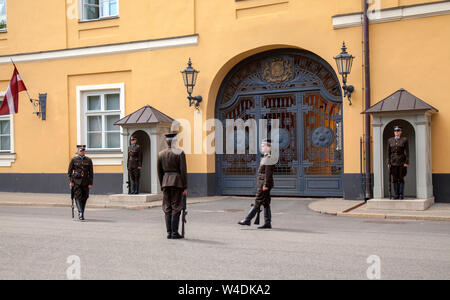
[312, 126, 334, 148]
[303, 92, 342, 176]
[216, 49, 344, 196]
[221, 97, 256, 176]
[219, 51, 342, 108]
[262, 57, 294, 83]
[263, 94, 298, 176]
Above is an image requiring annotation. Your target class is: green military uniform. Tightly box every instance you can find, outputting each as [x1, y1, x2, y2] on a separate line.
[387, 127, 409, 199]
[127, 137, 143, 194]
[68, 145, 93, 220]
[239, 139, 275, 229]
[157, 133, 187, 239]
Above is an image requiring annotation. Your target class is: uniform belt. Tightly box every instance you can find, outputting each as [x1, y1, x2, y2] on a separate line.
[165, 171, 179, 175]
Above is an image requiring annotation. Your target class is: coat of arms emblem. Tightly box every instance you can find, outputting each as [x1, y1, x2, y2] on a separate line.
[262, 57, 294, 83]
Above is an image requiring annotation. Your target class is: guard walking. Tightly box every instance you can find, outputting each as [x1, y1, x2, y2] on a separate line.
[387, 126, 409, 199]
[239, 139, 275, 229]
[68, 145, 94, 221]
[157, 133, 188, 239]
[128, 136, 143, 194]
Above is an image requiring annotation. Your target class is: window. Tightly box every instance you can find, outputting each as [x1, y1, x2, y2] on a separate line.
[0, 98, 11, 152]
[82, 0, 119, 21]
[0, 0, 6, 32]
[84, 91, 121, 150]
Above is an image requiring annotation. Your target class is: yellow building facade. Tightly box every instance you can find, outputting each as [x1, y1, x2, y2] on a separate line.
[0, 0, 448, 202]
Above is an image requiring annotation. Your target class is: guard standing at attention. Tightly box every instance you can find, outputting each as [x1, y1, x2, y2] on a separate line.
[157, 133, 188, 239]
[387, 126, 409, 199]
[68, 145, 94, 221]
[128, 136, 143, 194]
[239, 139, 275, 229]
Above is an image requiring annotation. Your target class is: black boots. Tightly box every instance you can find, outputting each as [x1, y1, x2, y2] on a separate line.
[238, 206, 258, 226]
[399, 180, 405, 200]
[257, 207, 272, 229]
[171, 213, 183, 239]
[165, 215, 172, 239]
[238, 206, 272, 228]
[393, 181, 405, 200]
[134, 181, 140, 194]
[76, 200, 85, 221]
[394, 182, 400, 199]
[130, 181, 140, 194]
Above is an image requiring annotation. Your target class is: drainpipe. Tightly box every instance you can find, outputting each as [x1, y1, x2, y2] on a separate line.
[364, 0, 372, 199]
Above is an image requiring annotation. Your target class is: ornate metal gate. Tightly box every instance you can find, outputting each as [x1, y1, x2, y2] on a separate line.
[216, 49, 343, 196]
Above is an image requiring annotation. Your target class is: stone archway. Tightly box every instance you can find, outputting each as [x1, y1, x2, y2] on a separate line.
[214, 48, 343, 197]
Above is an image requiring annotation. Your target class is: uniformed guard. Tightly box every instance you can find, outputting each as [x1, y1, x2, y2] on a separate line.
[387, 126, 409, 199]
[239, 139, 275, 229]
[127, 136, 143, 194]
[68, 145, 94, 221]
[157, 133, 188, 239]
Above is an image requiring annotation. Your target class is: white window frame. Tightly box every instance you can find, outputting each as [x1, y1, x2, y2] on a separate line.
[76, 83, 125, 166]
[0, 91, 15, 167]
[80, 0, 119, 21]
[0, 0, 7, 32]
[0, 92, 13, 153]
[84, 91, 121, 150]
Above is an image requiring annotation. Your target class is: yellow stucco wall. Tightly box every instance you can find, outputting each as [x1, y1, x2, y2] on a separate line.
[0, 0, 448, 177]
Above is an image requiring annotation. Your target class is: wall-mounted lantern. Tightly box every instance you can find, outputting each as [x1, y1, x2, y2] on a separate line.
[334, 42, 355, 105]
[181, 58, 202, 110]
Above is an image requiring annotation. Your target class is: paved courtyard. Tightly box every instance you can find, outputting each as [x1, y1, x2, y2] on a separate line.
[0, 197, 449, 280]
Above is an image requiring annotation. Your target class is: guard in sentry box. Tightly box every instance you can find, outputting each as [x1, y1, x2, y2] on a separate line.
[127, 136, 143, 194]
[387, 126, 409, 199]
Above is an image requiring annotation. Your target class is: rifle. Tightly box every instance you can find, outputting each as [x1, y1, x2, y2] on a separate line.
[70, 186, 75, 219]
[127, 171, 131, 194]
[181, 194, 188, 238]
[389, 166, 393, 200]
[252, 204, 262, 225]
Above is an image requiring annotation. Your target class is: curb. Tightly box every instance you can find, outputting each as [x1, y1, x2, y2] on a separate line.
[337, 212, 450, 222]
[0, 202, 157, 210]
[309, 199, 450, 222]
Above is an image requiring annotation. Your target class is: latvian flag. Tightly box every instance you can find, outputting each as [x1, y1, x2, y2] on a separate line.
[0, 66, 27, 115]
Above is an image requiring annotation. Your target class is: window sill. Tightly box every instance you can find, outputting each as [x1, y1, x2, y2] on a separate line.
[86, 149, 122, 154]
[78, 16, 119, 24]
[0, 153, 16, 167]
[86, 151, 123, 166]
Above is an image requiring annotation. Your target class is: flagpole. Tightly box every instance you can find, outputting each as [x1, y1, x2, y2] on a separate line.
[9, 57, 40, 115]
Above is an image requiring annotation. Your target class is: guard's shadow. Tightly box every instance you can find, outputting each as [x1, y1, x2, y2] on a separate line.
[182, 238, 226, 246]
[240, 227, 320, 234]
[76, 219, 116, 223]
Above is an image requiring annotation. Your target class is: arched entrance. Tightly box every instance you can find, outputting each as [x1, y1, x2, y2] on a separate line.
[383, 119, 416, 198]
[131, 130, 151, 193]
[215, 49, 343, 197]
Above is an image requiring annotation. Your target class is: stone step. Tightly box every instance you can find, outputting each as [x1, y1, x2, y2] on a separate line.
[367, 198, 434, 211]
[109, 194, 163, 205]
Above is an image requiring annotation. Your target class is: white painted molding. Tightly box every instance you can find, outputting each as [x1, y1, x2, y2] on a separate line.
[0, 154, 16, 167]
[0, 35, 199, 64]
[333, 1, 450, 29]
[89, 153, 123, 166]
